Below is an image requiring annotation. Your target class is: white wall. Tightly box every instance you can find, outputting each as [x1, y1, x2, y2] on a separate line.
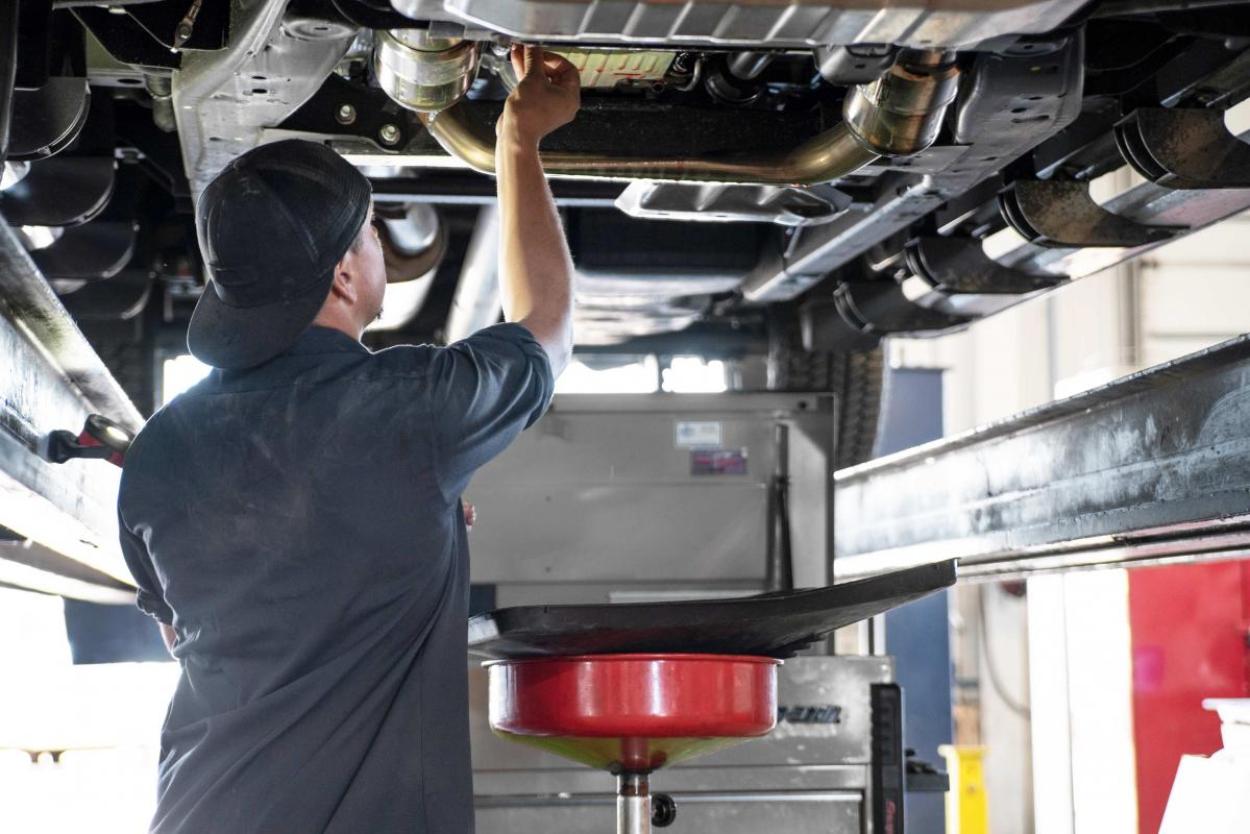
[1138, 210, 1250, 365]
[1028, 571, 1140, 834]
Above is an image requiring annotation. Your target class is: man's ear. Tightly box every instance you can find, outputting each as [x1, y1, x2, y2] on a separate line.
[327, 260, 358, 305]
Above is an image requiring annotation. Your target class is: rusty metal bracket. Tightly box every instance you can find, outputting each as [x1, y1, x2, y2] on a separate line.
[833, 279, 972, 336]
[904, 236, 1067, 294]
[998, 179, 1186, 247]
[1115, 107, 1250, 190]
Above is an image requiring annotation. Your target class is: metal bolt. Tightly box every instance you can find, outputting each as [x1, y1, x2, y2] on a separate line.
[335, 104, 357, 125]
[379, 124, 401, 146]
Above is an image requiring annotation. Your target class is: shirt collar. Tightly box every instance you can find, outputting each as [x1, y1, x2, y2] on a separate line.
[285, 325, 371, 357]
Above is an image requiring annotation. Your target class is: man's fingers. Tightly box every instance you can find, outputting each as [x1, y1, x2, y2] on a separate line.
[553, 65, 582, 94]
[510, 44, 542, 80]
[509, 45, 581, 93]
[522, 45, 544, 79]
[509, 44, 526, 80]
[541, 52, 575, 73]
[542, 53, 581, 91]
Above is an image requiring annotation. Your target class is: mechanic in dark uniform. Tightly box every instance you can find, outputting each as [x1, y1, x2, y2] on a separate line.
[118, 46, 579, 833]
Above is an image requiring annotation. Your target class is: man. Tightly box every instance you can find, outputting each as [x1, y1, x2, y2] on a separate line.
[118, 46, 579, 833]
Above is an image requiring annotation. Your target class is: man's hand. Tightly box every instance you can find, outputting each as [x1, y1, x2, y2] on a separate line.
[498, 45, 580, 149]
[494, 44, 578, 376]
[463, 500, 477, 530]
[160, 622, 176, 654]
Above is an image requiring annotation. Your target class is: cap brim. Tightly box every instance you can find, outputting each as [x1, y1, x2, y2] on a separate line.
[186, 269, 334, 369]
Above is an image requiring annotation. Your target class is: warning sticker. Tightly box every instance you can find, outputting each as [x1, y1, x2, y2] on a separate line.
[675, 420, 723, 448]
[690, 448, 748, 476]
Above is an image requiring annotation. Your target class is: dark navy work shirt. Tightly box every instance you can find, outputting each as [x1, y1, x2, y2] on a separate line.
[118, 323, 553, 834]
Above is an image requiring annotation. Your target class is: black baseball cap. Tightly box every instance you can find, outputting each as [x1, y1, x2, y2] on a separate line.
[187, 139, 373, 369]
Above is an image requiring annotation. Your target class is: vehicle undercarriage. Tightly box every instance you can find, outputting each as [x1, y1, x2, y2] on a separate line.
[4, 0, 1250, 465]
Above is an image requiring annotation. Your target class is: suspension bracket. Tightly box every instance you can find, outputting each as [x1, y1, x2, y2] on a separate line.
[1115, 107, 1250, 190]
[999, 179, 1185, 247]
[905, 236, 1067, 295]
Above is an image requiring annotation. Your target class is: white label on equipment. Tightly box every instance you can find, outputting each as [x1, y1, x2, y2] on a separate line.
[675, 421, 722, 448]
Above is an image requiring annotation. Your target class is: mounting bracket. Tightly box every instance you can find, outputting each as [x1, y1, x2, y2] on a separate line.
[999, 179, 1185, 247]
[1115, 107, 1250, 190]
[904, 236, 1067, 295]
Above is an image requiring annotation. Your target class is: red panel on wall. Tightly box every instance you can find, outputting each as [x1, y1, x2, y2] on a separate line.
[1127, 559, 1250, 834]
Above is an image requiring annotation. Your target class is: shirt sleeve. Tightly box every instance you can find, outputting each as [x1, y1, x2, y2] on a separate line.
[428, 322, 554, 499]
[118, 508, 174, 625]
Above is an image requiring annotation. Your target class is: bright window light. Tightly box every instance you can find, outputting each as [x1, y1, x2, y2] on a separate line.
[0, 588, 177, 834]
[554, 355, 728, 394]
[0, 588, 71, 668]
[1, 160, 31, 191]
[662, 356, 727, 393]
[161, 354, 212, 406]
[161, 352, 725, 400]
[18, 225, 60, 250]
[555, 356, 659, 394]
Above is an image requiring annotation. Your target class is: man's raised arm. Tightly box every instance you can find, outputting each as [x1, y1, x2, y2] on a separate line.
[495, 45, 580, 376]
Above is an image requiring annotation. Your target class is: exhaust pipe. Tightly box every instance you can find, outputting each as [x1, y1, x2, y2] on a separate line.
[418, 107, 881, 186]
[374, 40, 958, 186]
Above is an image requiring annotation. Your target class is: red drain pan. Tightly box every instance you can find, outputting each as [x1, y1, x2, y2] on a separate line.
[486, 653, 780, 772]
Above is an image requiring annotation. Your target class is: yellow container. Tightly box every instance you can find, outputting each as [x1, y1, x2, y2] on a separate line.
[938, 745, 989, 834]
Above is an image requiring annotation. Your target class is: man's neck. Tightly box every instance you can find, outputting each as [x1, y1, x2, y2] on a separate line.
[310, 311, 362, 343]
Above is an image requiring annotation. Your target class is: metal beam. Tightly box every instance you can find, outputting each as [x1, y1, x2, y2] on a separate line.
[369, 176, 623, 208]
[445, 205, 501, 343]
[0, 541, 134, 603]
[834, 335, 1250, 580]
[0, 221, 138, 592]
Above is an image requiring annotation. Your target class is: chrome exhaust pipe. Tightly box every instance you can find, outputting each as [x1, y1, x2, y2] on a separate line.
[375, 41, 957, 186]
[417, 106, 880, 186]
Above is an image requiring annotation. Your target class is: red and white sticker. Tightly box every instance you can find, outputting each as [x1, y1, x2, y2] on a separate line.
[690, 448, 748, 476]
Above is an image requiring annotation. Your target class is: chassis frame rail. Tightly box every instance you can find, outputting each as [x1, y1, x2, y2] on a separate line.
[0, 221, 139, 598]
[835, 334, 1250, 580]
